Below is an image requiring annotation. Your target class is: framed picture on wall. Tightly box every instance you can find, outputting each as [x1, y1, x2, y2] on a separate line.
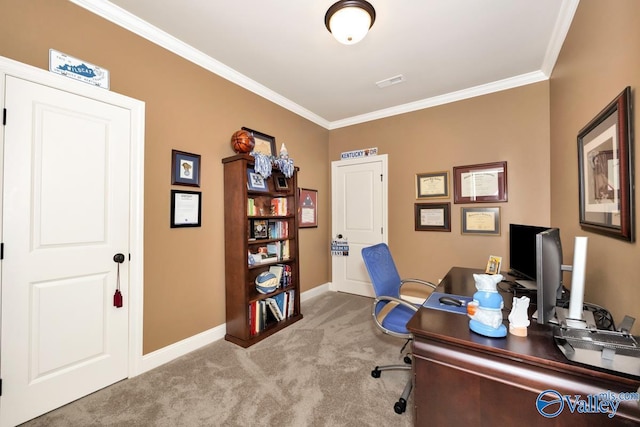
[416, 171, 449, 199]
[171, 150, 201, 187]
[414, 202, 451, 231]
[298, 188, 318, 228]
[460, 206, 500, 235]
[453, 162, 507, 204]
[577, 86, 634, 241]
[170, 190, 202, 228]
[242, 127, 276, 157]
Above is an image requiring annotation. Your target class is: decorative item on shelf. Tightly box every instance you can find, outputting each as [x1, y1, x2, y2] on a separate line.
[508, 296, 530, 337]
[231, 129, 255, 154]
[466, 273, 507, 338]
[255, 271, 279, 294]
[274, 142, 295, 178]
[252, 151, 273, 178]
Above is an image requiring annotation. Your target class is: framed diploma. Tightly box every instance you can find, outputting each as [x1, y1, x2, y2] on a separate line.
[414, 203, 451, 232]
[416, 171, 449, 199]
[578, 86, 634, 242]
[453, 161, 507, 203]
[170, 190, 202, 228]
[461, 206, 500, 235]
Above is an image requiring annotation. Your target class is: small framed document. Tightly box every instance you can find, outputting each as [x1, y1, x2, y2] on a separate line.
[414, 203, 451, 232]
[453, 162, 507, 204]
[170, 190, 202, 228]
[461, 206, 500, 235]
[416, 171, 449, 199]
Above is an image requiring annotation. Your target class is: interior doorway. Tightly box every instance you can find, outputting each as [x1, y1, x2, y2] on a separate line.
[330, 155, 388, 297]
[0, 57, 145, 426]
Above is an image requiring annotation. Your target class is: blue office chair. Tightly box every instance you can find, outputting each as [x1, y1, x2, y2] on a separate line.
[361, 243, 437, 414]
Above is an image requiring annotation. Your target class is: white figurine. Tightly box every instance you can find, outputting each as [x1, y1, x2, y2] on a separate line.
[279, 143, 289, 159]
[508, 296, 531, 337]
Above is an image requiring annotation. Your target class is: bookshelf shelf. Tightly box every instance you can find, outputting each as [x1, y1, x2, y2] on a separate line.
[222, 154, 302, 347]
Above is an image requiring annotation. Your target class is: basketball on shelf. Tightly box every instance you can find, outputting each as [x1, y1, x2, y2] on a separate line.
[231, 130, 255, 153]
[255, 271, 279, 294]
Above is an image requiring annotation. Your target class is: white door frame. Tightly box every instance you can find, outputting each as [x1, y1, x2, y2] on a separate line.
[0, 55, 146, 377]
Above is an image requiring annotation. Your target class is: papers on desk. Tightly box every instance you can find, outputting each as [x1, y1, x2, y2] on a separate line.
[423, 292, 472, 315]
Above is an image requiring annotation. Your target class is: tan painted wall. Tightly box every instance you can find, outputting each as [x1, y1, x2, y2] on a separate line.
[550, 0, 640, 332]
[329, 82, 551, 283]
[0, 0, 330, 353]
[2, 0, 638, 355]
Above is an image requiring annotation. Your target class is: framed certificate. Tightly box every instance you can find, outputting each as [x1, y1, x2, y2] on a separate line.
[170, 190, 202, 228]
[416, 171, 449, 199]
[414, 203, 451, 231]
[461, 206, 500, 235]
[453, 162, 507, 204]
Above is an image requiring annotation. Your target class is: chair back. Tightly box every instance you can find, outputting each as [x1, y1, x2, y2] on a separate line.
[361, 243, 402, 299]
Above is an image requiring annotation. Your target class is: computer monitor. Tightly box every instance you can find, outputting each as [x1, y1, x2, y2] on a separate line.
[509, 223, 550, 281]
[535, 228, 563, 324]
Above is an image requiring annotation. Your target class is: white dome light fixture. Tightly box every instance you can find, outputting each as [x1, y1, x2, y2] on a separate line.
[325, 0, 376, 45]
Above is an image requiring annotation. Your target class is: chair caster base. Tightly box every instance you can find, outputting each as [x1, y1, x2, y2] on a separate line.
[371, 367, 381, 378]
[394, 398, 407, 414]
[403, 355, 412, 364]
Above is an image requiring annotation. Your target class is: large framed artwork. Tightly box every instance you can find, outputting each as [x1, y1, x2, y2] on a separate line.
[577, 86, 634, 241]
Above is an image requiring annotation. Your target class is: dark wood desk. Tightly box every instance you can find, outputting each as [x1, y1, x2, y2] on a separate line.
[407, 267, 640, 426]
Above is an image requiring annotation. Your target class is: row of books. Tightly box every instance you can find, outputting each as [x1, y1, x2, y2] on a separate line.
[247, 197, 290, 216]
[249, 219, 289, 240]
[270, 197, 289, 216]
[249, 290, 296, 336]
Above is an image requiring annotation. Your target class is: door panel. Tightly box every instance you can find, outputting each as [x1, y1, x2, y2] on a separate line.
[331, 156, 388, 296]
[1, 76, 130, 427]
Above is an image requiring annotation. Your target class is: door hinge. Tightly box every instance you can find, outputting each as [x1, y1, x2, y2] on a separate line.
[129, 253, 131, 261]
[380, 174, 383, 182]
[1, 242, 4, 260]
[2, 108, 6, 125]
[0, 378, 3, 396]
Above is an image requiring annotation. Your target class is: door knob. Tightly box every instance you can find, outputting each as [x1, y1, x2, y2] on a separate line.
[113, 253, 125, 263]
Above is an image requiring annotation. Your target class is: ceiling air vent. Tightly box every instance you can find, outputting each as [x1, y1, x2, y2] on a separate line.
[375, 74, 405, 88]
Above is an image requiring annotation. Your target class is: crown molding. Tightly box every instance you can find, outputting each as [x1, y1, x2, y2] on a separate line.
[71, 0, 577, 131]
[328, 71, 548, 129]
[541, 0, 580, 76]
[69, 0, 330, 129]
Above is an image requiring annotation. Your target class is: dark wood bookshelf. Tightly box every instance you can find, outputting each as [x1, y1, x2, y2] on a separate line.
[222, 154, 302, 347]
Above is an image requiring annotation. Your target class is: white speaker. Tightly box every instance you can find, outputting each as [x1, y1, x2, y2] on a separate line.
[568, 236, 588, 320]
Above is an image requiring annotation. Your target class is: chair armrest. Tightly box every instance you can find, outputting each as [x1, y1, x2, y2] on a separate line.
[400, 278, 437, 289]
[374, 296, 419, 313]
[372, 296, 416, 338]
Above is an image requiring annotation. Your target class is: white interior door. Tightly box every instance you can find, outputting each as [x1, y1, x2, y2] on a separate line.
[331, 155, 388, 297]
[0, 75, 131, 426]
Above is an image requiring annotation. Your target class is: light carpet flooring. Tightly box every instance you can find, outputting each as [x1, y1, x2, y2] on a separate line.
[21, 291, 414, 426]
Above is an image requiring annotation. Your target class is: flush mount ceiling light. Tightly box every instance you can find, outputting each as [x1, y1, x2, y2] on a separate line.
[325, 0, 376, 45]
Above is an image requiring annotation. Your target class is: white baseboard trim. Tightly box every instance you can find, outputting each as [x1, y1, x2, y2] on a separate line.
[137, 283, 331, 375]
